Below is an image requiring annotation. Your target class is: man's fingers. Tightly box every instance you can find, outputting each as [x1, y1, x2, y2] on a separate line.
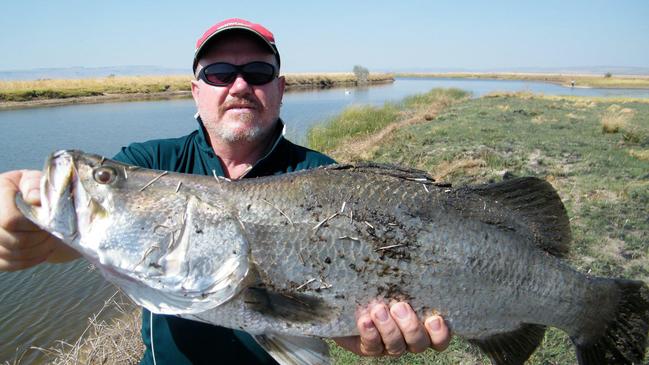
[0, 229, 53, 250]
[0, 172, 41, 232]
[425, 315, 451, 352]
[390, 302, 431, 353]
[370, 303, 406, 356]
[357, 314, 383, 356]
[18, 170, 42, 205]
[0, 236, 55, 261]
[0, 255, 48, 272]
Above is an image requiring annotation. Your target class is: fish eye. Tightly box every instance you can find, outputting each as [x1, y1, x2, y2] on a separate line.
[93, 166, 117, 184]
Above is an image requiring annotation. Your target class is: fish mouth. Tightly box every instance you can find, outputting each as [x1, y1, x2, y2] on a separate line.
[40, 150, 82, 242]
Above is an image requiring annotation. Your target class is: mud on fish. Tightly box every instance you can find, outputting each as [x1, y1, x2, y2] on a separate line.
[17, 150, 649, 365]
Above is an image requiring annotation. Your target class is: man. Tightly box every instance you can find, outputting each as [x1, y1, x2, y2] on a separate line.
[0, 18, 451, 364]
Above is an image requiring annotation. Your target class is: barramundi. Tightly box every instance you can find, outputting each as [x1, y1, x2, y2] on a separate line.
[17, 150, 649, 365]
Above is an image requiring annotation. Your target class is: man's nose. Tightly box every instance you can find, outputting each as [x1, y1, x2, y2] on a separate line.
[228, 74, 252, 96]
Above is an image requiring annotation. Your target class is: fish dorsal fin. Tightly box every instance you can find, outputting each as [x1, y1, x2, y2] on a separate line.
[469, 323, 546, 365]
[470, 177, 571, 257]
[254, 334, 330, 365]
[324, 162, 438, 184]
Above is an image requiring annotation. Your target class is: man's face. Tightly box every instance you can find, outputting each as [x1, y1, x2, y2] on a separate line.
[191, 33, 285, 144]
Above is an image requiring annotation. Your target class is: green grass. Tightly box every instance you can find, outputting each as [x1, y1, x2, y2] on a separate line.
[308, 90, 649, 364]
[307, 88, 470, 153]
[307, 103, 401, 152]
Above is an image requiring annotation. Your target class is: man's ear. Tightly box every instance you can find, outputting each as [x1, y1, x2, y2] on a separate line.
[191, 79, 200, 107]
[277, 75, 286, 96]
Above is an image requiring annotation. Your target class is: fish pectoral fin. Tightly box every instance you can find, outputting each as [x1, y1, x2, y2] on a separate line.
[469, 323, 546, 365]
[254, 334, 330, 365]
[243, 286, 334, 324]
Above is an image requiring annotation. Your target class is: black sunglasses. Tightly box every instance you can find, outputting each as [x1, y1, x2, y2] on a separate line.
[197, 61, 278, 86]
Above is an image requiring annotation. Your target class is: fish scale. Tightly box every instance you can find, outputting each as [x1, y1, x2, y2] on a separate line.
[17, 150, 649, 365]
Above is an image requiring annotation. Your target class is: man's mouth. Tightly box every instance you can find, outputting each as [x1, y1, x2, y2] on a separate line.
[226, 104, 256, 111]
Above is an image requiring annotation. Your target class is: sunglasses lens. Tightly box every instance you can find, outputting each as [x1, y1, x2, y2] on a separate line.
[202, 63, 237, 85]
[241, 62, 276, 85]
[201, 62, 276, 86]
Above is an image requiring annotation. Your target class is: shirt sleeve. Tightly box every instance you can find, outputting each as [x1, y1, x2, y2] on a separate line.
[112, 143, 156, 169]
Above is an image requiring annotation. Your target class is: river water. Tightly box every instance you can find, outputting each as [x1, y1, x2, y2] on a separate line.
[1, 77, 647, 363]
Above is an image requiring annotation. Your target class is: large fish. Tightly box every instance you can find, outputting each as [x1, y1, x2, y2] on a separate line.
[17, 150, 649, 365]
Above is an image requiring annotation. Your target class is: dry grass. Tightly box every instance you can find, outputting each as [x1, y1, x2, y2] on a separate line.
[0, 73, 394, 106]
[573, 99, 598, 109]
[481, 91, 649, 105]
[601, 104, 636, 133]
[284, 72, 394, 88]
[0, 73, 394, 94]
[433, 158, 487, 181]
[0, 75, 191, 92]
[397, 72, 649, 89]
[629, 149, 649, 161]
[566, 112, 585, 121]
[31, 292, 144, 365]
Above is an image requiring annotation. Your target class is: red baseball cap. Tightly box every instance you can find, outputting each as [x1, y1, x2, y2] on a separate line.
[193, 18, 280, 72]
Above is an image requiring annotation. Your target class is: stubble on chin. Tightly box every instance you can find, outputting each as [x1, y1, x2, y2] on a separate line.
[211, 113, 269, 143]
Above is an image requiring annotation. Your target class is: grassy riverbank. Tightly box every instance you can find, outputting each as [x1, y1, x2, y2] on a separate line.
[0, 73, 394, 109]
[20, 89, 649, 364]
[396, 72, 649, 89]
[312, 89, 649, 364]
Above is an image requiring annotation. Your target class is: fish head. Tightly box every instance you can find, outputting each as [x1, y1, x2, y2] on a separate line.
[30, 150, 112, 245]
[21, 150, 250, 314]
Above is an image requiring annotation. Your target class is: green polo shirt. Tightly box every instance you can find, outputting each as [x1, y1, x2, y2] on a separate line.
[113, 117, 335, 365]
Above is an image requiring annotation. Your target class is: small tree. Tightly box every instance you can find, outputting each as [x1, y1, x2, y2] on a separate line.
[604, 72, 612, 78]
[353, 65, 369, 84]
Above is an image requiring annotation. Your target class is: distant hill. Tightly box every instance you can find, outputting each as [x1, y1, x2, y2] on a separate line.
[0, 66, 190, 81]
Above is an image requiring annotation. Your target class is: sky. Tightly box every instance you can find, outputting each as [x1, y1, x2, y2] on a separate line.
[0, 0, 648, 73]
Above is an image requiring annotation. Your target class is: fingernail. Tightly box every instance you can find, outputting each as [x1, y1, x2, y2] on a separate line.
[362, 318, 375, 330]
[426, 316, 441, 331]
[392, 302, 409, 319]
[26, 189, 40, 203]
[374, 306, 389, 322]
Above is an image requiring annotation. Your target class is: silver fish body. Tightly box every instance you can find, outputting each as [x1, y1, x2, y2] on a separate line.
[19, 150, 649, 365]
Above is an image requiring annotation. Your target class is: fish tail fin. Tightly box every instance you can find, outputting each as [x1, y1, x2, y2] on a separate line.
[572, 279, 649, 365]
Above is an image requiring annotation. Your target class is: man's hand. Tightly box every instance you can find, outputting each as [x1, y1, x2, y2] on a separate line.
[333, 301, 451, 357]
[0, 170, 78, 271]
